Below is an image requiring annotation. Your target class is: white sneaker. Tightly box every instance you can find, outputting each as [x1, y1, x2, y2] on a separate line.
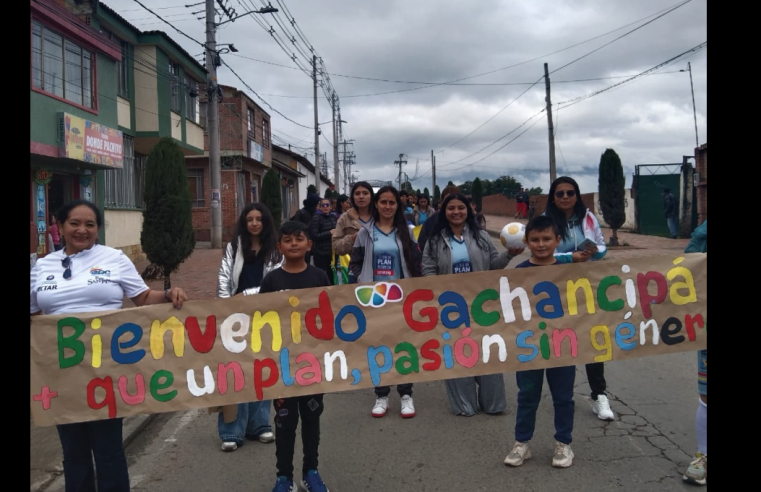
[400, 395, 415, 418]
[258, 431, 275, 443]
[372, 397, 389, 418]
[590, 395, 615, 420]
[552, 442, 574, 468]
[221, 441, 238, 452]
[504, 442, 532, 467]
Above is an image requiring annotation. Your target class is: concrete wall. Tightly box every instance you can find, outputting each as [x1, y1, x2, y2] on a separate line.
[593, 190, 636, 230]
[481, 193, 596, 218]
[104, 210, 145, 261]
[186, 120, 204, 150]
[134, 46, 159, 132]
[117, 96, 131, 130]
[171, 111, 182, 141]
[695, 144, 707, 225]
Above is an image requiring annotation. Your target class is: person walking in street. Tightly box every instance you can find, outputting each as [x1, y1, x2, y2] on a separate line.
[291, 193, 320, 264]
[504, 215, 576, 468]
[414, 193, 433, 226]
[422, 193, 523, 417]
[216, 202, 283, 452]
[350, 185, 422, 418]
[682, 219, 707, 485]
[310, 198, 338, 285]
[262, 221, 331, 492]
[544, 176, 615, 422]
[335, 194, 351, 217]
[30, 199, 189, 492]
[514, 189, 524, 219]
[520, 189, 530, 218]
[332, 182, 375, 283]
[50, 215, 62, 251]
[417, 185, 460, 253]
[664, 188, 678, 239]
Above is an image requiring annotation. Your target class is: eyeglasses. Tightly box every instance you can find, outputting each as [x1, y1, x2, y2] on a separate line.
[61, 256, 72, 280]
[554, 190, 577, 198]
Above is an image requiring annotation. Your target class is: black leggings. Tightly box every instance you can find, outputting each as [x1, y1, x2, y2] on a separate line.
[312, 254, 334, 285]
[586, 362, 607, 400]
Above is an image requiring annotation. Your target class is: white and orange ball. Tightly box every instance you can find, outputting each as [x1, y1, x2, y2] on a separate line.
[500, 222, 526, 249]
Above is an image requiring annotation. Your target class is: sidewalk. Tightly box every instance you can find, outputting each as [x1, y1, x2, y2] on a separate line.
[482, 214, 690, 260]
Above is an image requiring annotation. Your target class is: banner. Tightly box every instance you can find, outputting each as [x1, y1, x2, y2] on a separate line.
[30, 254, 706, 427]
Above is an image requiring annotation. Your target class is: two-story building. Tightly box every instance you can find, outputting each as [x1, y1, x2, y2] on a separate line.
[186, 85, 277, 240]
[272, 145, 333, 219]
[30, 0, 206, 264]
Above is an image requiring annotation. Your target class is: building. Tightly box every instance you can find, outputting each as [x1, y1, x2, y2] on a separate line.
[694, 143, 707, 225]
[30, 0, 206, 263]
[272, 145, 333, 219]
[185, 85, 274, 241]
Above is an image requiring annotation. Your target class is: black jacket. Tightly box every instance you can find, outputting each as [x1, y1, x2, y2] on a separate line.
[310, 212, 337, 257]
[417, 211, 439, 253]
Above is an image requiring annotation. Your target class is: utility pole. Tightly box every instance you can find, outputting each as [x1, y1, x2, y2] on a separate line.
[206, 0, 222, 248]
[431, 150, 435, 196]
[544, 62, 557, 183]
[687, 62, 699, 148]
[332, 93, 340, 194]
[394, 153, 407, 190]
[312, 55, 320, 195]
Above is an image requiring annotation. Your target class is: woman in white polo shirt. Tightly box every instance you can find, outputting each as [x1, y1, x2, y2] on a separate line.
[30, 199, 188, 492]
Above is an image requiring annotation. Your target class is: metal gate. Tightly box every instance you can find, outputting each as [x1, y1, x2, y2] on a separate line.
[634, 164, 681, 237]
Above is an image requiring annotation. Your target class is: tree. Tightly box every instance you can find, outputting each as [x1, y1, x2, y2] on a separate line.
[598, 148, 626, 245]
[472, 177, 484, 210]
[458, 180, 473, 195]
[447, 180, 455, 187]
[307, 184, 317, 195]
[262, 169, 283, 228]
[433, 185, 441, 201]
[140, 137, 195, 289]
[527, 187, 543, 196]
[423, 187, 430, 196]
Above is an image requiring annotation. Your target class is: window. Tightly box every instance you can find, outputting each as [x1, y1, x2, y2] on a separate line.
[247, 108, 254, 135]
[187, 168, 205, 208]
[169, 62, 181, 113]
[262, 119, 269, 148]
[118, 40, 129, 98]
[185, 76, 199, 124]
[104, 136, 145, 209]
[32, 20, 94, 109]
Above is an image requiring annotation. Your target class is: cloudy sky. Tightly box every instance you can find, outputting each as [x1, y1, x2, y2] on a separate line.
[109, 0, 707, 195]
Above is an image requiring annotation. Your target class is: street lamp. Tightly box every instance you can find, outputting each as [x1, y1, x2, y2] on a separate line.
[679, 62, 699, 148]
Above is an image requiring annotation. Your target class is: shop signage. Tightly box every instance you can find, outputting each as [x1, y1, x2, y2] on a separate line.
[34, 168, 52, 185]
[58, 113, 124, 169]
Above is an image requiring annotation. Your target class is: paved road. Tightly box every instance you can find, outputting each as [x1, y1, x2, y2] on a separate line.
[44, 238, 704, 491]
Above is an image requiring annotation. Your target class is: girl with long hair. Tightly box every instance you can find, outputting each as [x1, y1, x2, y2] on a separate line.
[216, 202, 283, 451]
[422, 194, 524, 416]
[332, 181, 374, 256]
[544, 176, 614, 422]
[349, 186, 422, 419]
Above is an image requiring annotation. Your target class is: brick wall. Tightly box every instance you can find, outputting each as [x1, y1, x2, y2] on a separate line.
[482, 193, 596, 217]
[188, 161, 241, 242]
[695, 144, 707, 225]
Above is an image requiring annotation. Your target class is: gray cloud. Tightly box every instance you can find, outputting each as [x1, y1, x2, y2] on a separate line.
[110, 0, 707, 194]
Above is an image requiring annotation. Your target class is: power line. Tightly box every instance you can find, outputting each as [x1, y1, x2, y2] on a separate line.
[129, 0, 205, 48]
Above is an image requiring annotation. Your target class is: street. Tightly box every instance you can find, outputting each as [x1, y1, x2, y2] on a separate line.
[42, 235, 703, 492]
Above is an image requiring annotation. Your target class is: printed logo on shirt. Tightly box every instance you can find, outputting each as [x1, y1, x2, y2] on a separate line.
[453, 260, 472, 274]
[37, 284, 57, 291]
[46, 275, 54, 281]
[90, 267, 111, 276]
[374, 252, 395, 277]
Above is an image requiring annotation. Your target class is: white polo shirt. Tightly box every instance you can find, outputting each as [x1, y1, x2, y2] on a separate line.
[30, 244, 149, 316]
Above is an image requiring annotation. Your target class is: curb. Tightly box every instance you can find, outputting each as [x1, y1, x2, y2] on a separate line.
[34, 414, 153, 492]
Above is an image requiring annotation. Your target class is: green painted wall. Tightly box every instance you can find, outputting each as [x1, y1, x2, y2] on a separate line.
[30, 52, 119, 146]
[155, 49, 171, 138]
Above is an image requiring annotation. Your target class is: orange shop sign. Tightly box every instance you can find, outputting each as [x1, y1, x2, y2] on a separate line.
[58, 113, 124, 169]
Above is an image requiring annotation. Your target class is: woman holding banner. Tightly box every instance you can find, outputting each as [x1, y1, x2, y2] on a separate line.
[544, 176, 615, 421]
[422, 193, 523, 416]
[350, 185, 422, 418]
[30, 199, 189, 492]
[216, 203, 283, 452]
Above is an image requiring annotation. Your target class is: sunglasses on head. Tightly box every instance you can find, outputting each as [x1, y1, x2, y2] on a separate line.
[554, 190, 576, 198]
[61, 256, 72, 280]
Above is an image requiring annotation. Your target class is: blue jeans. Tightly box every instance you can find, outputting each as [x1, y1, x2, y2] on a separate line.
[218, 401, 272, 445]
[515, 366, 575, 444]
[56, 418, 129, 492]
[667, 216, 677, 237]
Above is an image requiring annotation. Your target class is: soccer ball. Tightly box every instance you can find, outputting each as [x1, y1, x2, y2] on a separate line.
[500, 222, 526, 249]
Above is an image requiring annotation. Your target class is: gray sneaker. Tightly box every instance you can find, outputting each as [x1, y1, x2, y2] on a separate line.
[504, 442, 532, 467]
[683, 453, 707, 485]
[552, 442, 574, 468]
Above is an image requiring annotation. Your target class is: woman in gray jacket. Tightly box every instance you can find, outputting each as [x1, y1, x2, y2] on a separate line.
[422, 194, 524, 416]
[216, 203, 283, 452]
